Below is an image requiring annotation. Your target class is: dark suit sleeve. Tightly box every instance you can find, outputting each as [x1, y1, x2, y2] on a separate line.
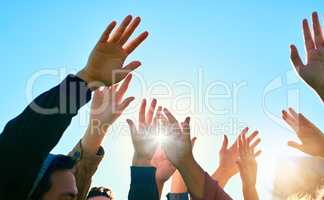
[0, 75, 92, 199]
[128, 167, 159, 200]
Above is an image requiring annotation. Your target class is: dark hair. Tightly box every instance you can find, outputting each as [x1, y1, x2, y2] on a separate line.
[87, 187, 114, 199]
[30, 155, 76, 200]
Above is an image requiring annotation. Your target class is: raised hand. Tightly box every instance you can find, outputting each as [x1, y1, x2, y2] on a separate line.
[90, 74, 134, 131]
[81, 75, 135, 155]
[78, 15, 148, 88]
[161, 109, 193, 168]
[127, 99, 158, 166]
[290, 12, 324, 101]
[237, 134, 260, 200]
[150, 106, 176, 184]
[282, 108, 324, 157]
[213, 128, 261, 188]
[160, 110, 205, 198]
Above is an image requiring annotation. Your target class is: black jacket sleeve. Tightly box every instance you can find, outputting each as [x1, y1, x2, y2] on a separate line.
[0, 75, 92, 200]
[128, 166, 159, 200]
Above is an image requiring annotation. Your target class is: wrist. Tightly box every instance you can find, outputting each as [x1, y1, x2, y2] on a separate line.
[177, 156, 196, 173]
[213, 166, 233, 179]
[212, 167, 232, 188]
[88, 120, 111, 135]
[76, 69, 101, 91]
[242, 180, 256, 190]
[81, 125, 107, 155]
[132, 153, 152, 167]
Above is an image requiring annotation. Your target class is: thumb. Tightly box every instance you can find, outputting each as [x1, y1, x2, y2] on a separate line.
[191, 137, 197, 147]
[123, 61, 141, 73]
[221, 135, 229, 151]
[116, 61, 141, 82]
[287, 141, 304, 152]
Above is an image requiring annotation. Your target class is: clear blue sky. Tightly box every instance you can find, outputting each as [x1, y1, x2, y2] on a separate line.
[1, 1, 324, 199]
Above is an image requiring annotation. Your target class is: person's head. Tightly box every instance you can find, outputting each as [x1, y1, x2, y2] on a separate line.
[30, 155, 77, 200]
[86, 187, 115, 200]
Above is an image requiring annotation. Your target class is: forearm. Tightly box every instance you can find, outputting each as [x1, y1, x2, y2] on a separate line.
[177, 158, 205, 199]
[0, 75, 92, 199]
[0, 75, 91, 157]
[242, 185, 259, 200]
[211, 167, 232, 188]
[156, 181, 164, 199]
[81, 124, 108, 155]
[171, 170, 188, 193]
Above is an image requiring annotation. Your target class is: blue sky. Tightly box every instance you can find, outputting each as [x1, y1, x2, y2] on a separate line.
[1, 1, 324, 199]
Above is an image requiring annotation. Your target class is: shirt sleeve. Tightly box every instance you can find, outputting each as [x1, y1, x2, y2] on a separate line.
[190, 172, 233, 200]
[167, 192, 189, 200]
[68, 140, 105, 200]
[0, 75, 92, 200]
[128, 166, 159, 200]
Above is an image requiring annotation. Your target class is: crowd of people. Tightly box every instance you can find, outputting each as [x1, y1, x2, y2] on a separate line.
[0, 11, 324, 200]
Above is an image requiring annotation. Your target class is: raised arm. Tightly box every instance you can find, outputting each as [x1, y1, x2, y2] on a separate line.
[282, 107, 324, 157]
[167, 138, 197, 200]
[127, 99, 160, 200]
[290, 12, 324, 102]
[70, 74, 135, 200]
[237, 132, 261, 200]
[212, 129, 261, 188]
[0, 15, 148, 200]
[161, 109, 233, 200]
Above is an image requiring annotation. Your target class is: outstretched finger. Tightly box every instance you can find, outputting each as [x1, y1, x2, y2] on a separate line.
[163, 108, 178, 124]
[312, 12, 324, 47]
[139, 99, 147, 126]
[122, 60, 142, 73]
[250, 138, 261, 150]
[110, 15, 133, 43]
[254, 150, 262, 157]
[303, 19, 315, 60]
[146, 99, 157, 124]
[119, 16, 141, 45]
[182, 117, 191, 136]
[282, 110, 297, 129]
[153, 106, 163, 127]
[191, 137, 197, 147]
[127, 119, 138, 139]
[98, 21, 117, 44]
[288, 141, 304, 152]
[290, 45, 304, 73]
[124, 31, 149, 54]
[116, 74, 133, 102]
[247, 131, 259, 144]
[117, 97, 135, 113]
[221, 135, 229, 151]
[288, 107, 299, 120]
[240, 127, 249, 136]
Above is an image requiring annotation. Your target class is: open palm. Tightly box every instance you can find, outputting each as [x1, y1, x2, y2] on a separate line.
[218, 128, 261, 178]
[90, 74, 134, 132]
[282, 108, 324, 157]
[82, 15, 148, 86]
[290, 12, 324, 100]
